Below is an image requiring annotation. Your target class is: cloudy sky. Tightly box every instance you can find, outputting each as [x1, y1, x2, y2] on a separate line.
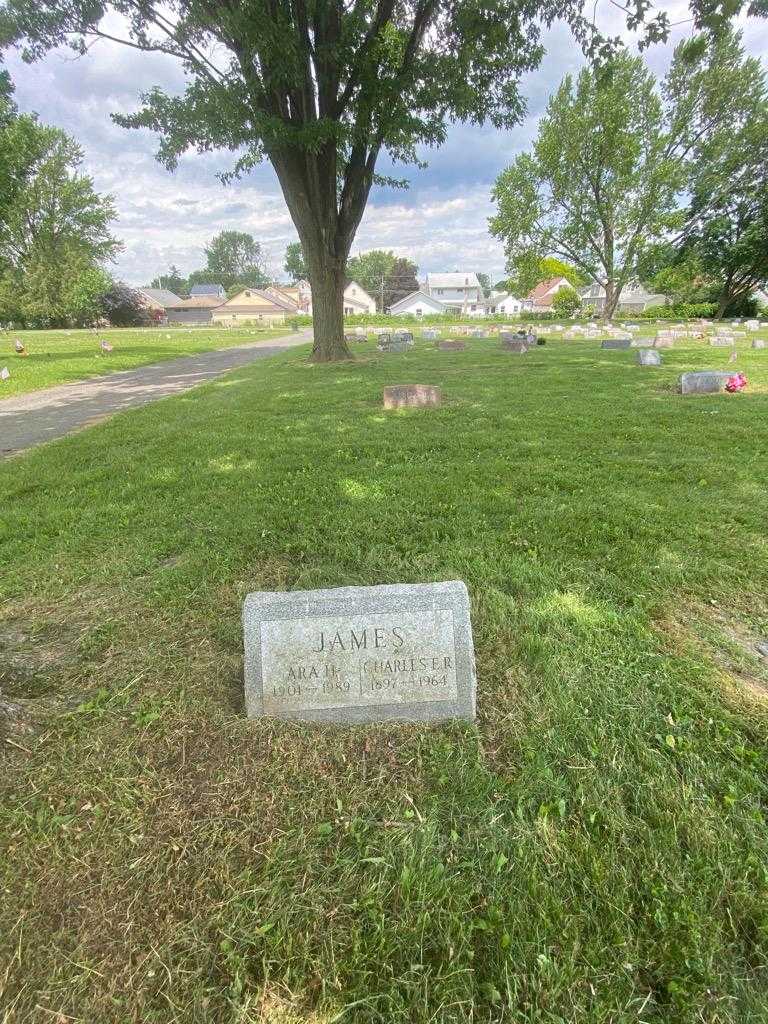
[5, 8, 766, 286]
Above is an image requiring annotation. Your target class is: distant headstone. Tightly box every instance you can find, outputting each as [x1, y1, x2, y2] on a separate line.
[637, 348, 662, 366]
[422, 329, 441, 340]
[243, 581, 476, 723]
[437, 340, 466, 351]
[601, 339, 632, 350]
[752, 339, 766, 349]
[378, 331, 413, 353]
[710, 338, 735, 347]
[679, 371, 732, 395]
[383, 384, 441, 409]
[501, 339, 528, 353]
[653, 338, 674, 349]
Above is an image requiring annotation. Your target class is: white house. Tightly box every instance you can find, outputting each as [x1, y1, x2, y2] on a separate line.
[580, 282, 666, 313]
[342, 280, 377, 316]
[388, 290, 447, 317]
[295, 279, 375, 316]
[424, 272, 486, 317]
[488, 291, 522, 316]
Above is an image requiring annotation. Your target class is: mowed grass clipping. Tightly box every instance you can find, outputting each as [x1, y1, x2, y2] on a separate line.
[0, 325, 292, 397]
[1, 334, 768, 1023]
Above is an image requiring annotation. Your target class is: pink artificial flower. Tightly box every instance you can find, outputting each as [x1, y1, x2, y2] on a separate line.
[725, 372, 748, 393]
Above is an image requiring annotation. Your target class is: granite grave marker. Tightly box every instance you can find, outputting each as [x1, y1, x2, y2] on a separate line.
[679, 371, 732, 395]
[243, 581, 476, 723]
[383, 384, 441, 409]
[637, 348, 662, 366]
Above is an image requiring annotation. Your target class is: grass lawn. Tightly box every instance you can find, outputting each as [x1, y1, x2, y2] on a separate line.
[0, 325, 293, 397]
[1, 333, 767, 1023]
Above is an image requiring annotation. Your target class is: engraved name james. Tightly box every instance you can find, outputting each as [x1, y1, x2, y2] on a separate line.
[259, 610, 459, 712]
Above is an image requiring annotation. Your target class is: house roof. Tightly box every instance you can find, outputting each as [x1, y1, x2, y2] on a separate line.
[167, 295, 224, 309]
[190, 283, 226, 297]
[426, 272, 481, 290]
[343, 293, 372, 311]
[218, 288, 298, 313]
[525, 277, 570, 305]
[138, 287, 183, 307]
[389, 289, 446, 313]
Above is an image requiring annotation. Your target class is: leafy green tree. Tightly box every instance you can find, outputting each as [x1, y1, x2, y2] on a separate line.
[476, 272, 491, 298]
[1, 0, 731, 360]
[6, 245, 111, 327]
[491, 37, 756, 318]
[383, 257, 419, 310]
[672, 35, 768, 317]
[637, 244, 711, 304]
[506, 254, 585, 297]
[0, 122, 120, 271]
[346, 251, 396, 311]
[150, 265, 187, 296]
[689, 189, 768, 317]
[551, 285, 581, 316]
[203, 230, 268, 290]
[0, 95, 120, 326]
[284, 242, 307, 281]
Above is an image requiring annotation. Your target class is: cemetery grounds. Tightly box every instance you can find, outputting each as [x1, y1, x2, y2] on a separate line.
[1, 324, 768, 1022]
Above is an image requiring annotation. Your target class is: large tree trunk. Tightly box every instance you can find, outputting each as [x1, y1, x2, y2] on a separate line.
[603, 280, 620, 319]
[269, 147, 356, 362]
[307, 256, 351, 361]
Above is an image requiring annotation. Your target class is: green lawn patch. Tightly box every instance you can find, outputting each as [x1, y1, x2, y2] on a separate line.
[0, 325, 292, 397]
[1, 335, 767, 1022]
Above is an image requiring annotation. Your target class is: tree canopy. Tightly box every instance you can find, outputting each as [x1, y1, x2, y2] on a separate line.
[2, 0, 755, 357]
[284, 242, 307, 282]
[383, 257, 419, 310]
[150, 264, 188, 296]
[346, 250, 396, 310]
[504, 255, 585, 298]
[491, 33, 763, 318]
[203, 230, 268, 290]
[674, 36, 768, 315]
[0, 89, 121, 326]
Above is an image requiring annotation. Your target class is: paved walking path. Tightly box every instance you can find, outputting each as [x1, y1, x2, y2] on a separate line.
[0, 330, 313, 457]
